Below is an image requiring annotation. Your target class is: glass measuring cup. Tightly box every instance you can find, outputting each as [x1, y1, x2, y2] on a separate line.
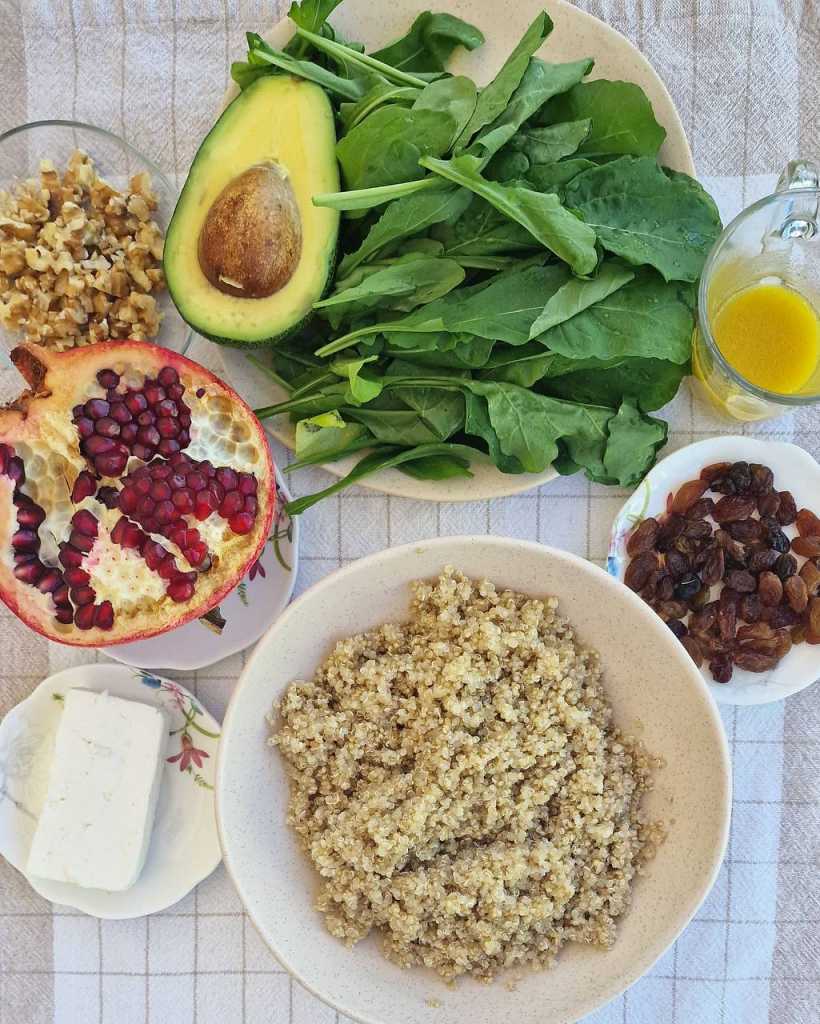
[692, 160, 820, 420]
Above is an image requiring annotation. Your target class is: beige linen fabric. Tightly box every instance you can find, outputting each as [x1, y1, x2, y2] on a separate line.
[0, 2, 817, 1022]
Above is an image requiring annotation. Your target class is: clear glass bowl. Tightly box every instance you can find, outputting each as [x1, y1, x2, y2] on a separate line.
[0, 119, 192, 361]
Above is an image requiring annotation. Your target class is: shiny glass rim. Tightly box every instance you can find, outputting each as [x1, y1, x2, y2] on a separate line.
[697, 187, 820, 407]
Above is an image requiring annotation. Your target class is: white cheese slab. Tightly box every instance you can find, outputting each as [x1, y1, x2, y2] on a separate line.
[27, 689, 167, 892]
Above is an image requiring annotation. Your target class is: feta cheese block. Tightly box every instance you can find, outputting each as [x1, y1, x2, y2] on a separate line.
[27, 689, 167, 891]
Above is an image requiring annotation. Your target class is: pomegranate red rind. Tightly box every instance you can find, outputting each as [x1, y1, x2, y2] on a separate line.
[0, 341, 274, 646]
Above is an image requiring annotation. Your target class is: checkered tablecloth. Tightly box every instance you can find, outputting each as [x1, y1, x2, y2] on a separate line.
[1, 1, 819, 1022]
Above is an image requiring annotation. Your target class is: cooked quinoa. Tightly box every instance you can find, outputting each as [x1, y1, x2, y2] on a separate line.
[271, 568, 664, 982]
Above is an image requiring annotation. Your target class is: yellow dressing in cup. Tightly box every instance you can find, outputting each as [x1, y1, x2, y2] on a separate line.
[712, 284, 820, 394]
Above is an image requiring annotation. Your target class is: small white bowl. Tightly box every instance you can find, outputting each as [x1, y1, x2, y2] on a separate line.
[608, 436, 820, 706]
[0, 664, 221, 918]
[217, 536, 730, 1024]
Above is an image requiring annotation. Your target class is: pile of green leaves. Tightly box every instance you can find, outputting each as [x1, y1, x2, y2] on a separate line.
[233, 1, 721, 514]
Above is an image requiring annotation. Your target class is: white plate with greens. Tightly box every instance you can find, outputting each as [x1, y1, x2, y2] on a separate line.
[215, 0, 703, 506]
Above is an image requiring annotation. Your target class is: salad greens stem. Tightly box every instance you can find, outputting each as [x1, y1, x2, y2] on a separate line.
[313, 176, 442, 211]
[293, 26, 429, 88]
[249, 44, 362, 99]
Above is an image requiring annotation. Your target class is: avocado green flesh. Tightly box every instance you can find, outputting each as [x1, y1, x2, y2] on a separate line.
[164, 75, 340, 346]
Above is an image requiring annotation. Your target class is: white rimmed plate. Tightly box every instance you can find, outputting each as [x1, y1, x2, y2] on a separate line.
[0, 664, 221, 918]
[214, 0, 695, 502]
[103, 466, 299, 671]
[217, 536, 730, 1024]
[608, 436, 820, 705]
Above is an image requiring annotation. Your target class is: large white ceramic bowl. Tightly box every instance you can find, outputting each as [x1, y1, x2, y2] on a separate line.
[215, 0, 695, 502]
[609, 436, 820, 706]
[217, 537, 730, 1024]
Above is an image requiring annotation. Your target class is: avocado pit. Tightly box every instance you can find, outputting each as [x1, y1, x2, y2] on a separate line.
[197, 163, 302, 299]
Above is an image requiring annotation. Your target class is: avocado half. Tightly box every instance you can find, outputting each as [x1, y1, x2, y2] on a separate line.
[164, 75, 340, 347]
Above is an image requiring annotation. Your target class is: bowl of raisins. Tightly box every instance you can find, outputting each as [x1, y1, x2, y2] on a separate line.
[609, 436, 820, 705]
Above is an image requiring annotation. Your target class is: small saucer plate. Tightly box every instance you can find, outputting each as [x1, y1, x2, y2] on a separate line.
[0, 663, 221, 918]
[104, 467, 299, 672]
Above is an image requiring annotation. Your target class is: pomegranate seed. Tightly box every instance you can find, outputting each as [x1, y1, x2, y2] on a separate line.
[118, 490, 137, 516]
[209, 480, 225, 503]
[156, 417, 178, 438]
[132, 443, 152, 461]
[97, 486, 120, 509]
[201, 461, 215, 478]
[55, 607, 74, 625]
[74, 604, 96, 630]
[142, 517, 160, 533]
[179, 411, 192, 428]
[106, 389, 120, 403]
[159, 439, 181, 457]
[194, 502, 211, 521]
[95, 417, 120, 438]
[95, 448, 129, 477]
[239, 474, 258, 495]
[16, 503, 46, 528]
[72, 404, 84, 419]
[144, 385, 166, 405]
[229, 512, 254, 535]
[170, 452, 191, 468]
[158, 366, 179, 387]
[219, 491, 244, 518]
[138, 426, 161, 448]
[52, 584, 70, 607]
[156, 399, 178, 418]
[137, 410, 155, 427]
[69, 529, 95, 553]
[185, 542, 208, 567]
[143, 541, 166, 571]
[187, 472, 206, 492]
[121, 423, 138, 444]
[167, 578, 195, 603]
[216, 467, 238, 491]
[7, 456, 25, 487]
[71, 509, 99, 537]
[97, 369, 120, 389]
[84, 434, 116, 456]
[13, 559, 44, 584]
[172, 490, 194, 513]
[71, 586, 96, 606]
[195, 387, 205, 398]
[94, 601, 115, 630]
[110, 517, 128, 544]
[125, 392, 148, 415]
[176, 430, 190, 448]
[58, 542, 83, 568]
[71, 470, 98, 503]
[125, 523, 145, 548]
[37, 569, 62, 593]
[137, 496, 156, 517]
[152, 463, 173, 479]
[169, 525, 188, 547]
[134, 477, 152, 496]
[84, 398, 110, 420]
[110, 402, 132, 424]
[168, 384, 185, 401]
[11, 528, 39, 551]
[13, 551, 37, 565]
[169, 472, 187, 490]
[149, 481, 171, 502]
[76, 417, 95, 439]
[155, 500, 176, 525]
[158, 556, 178, 580]
[64, 567, 90, 587]
[185, 529, 200, 547]
[244, 495, 258, 516]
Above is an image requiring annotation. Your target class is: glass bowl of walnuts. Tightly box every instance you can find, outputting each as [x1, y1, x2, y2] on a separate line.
[608, 435, 820, 706]
[0, 119, 192, 366]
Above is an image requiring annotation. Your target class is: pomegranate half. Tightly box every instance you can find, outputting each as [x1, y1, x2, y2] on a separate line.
[0, 341, 274, 646]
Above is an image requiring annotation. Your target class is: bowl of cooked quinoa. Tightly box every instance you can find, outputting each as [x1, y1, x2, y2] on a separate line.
[217, 537, 731, 1024]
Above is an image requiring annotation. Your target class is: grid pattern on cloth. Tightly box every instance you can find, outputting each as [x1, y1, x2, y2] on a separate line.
[0, 1, 818, 1023]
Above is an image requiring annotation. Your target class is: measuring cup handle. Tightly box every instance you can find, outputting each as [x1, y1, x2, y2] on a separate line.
[774, 160, 819, 239]
[777, 160, 819, 192]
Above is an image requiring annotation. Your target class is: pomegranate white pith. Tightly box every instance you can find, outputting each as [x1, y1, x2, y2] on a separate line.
[0, 342, 274, 646]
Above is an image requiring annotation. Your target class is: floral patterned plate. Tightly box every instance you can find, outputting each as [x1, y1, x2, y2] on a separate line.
[103, 466, 299, 671]
[0, 663, 221, 917]
[608, 436, 820, 706]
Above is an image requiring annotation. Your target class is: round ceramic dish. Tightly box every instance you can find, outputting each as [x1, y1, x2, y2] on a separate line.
[0, 120, 192, 358]
[608, 436, 820, 706]
[0, 664, 221, 918]
[103, 465, 299, 671]
[215, 0, 695, 502]
[217, 536, 730, 1024]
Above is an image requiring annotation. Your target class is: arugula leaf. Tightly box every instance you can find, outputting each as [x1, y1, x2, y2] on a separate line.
[599, 398, 667, 486]
[398, 454, 473, 480]
[540, 356, 688, 411]
[287, 0, 343, 36]
[337, 107, 457, 190]
[348, 407, 448, 444]
[524, 158, 596, 196]
[412, 76, 478, 147]
[539, 79, 666, 157]
[564, 156, 722, 283]
[541, 269, 695, 363]
[285, 443, 484, 515]
[387, 336, 496, 369]
[371, 11, 485, 72]
[294, 410, 370, 460]
[247, 35, 368, 99]
[338, 83, 420, 131]
[329, 356, 384, 403]
[455, 11, 553, 150]
[293, 26, 429, 88]
[421, 154, 598, 274]
[339, 188, 471, 275]
[315, 257, 465, 326]
[467, 58, 593, 162]
[529, 261, 633, 337]
[433, 194, 537, 257]
[506, 118, 591, 166]
[313, 176, 445, 212]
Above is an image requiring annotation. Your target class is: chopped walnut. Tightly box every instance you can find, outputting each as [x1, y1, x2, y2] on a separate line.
[0, 150, 166, 350]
